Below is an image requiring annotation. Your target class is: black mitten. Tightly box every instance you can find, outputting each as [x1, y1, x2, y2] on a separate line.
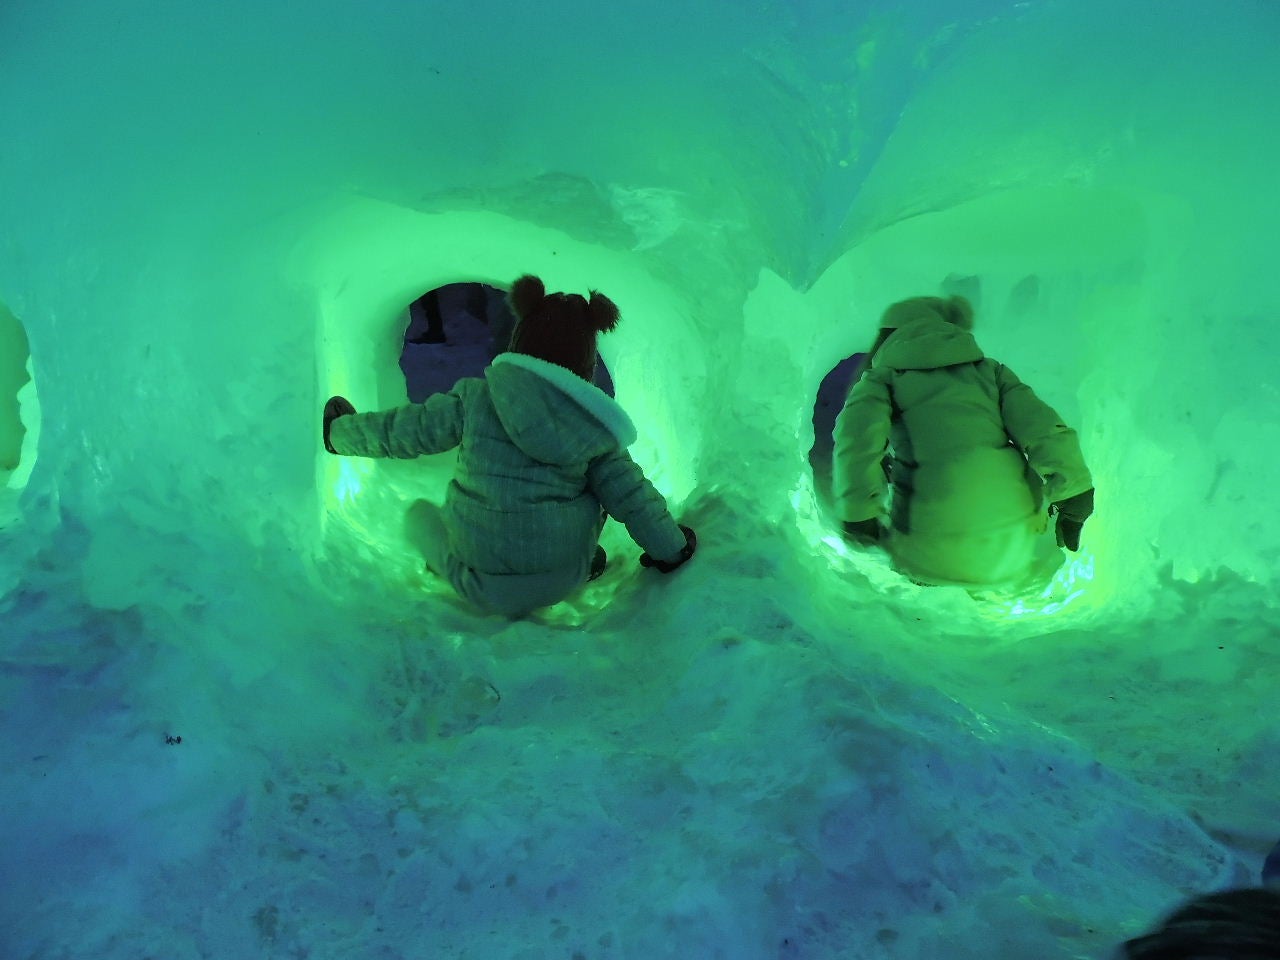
[323, 395, 356, 454]
[843, 518, 882, 545]
[1052, 488, 1095, 552]
[640, 525, 697, 573]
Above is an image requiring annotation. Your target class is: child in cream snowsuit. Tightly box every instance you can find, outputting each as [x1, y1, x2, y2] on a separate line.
[833, 295, 1094, 588]
[322, 275, 696, 617]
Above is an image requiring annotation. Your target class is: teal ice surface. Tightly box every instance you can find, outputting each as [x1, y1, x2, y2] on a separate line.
[1, 1, 1279, 958]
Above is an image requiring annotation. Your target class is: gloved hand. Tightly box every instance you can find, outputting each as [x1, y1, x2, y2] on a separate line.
[323, 395, 356, 454]
[842, 518, 882, 546]
[640, 525, 697, 573]
[1051, 488, 1094, 552]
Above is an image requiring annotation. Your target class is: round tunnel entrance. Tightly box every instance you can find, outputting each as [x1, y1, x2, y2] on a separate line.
[398, 281, 614, 400]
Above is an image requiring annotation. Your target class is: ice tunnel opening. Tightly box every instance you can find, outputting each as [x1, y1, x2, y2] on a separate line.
[397, 281, 616, 403]
[803, 342, 1084, 622]
[0, 299, 37, 498]
[782, 185, 1177, 626]
[306, 204, 703, 616]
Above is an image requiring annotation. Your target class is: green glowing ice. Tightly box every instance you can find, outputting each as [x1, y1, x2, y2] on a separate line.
[303, 205, 704, 591]
[0, 303, 31, 478]
[0, 0, 1277, 614]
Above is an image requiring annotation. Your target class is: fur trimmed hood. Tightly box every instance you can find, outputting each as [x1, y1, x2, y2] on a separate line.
[872, 315, 984, 372]
[486, 352, 636, 464]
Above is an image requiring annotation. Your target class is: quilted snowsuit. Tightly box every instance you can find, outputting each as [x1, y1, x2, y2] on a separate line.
[329, 352, 687, 616]
[832, 316, 1092, 587]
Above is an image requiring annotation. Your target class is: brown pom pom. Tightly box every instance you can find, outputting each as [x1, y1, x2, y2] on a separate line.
[945, 295, 975, 330]
[509, 274, 546, 321]
[586, 290, 620, 333]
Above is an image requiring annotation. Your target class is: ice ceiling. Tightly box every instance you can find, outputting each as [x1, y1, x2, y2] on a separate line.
[2, 0, 1279, 956]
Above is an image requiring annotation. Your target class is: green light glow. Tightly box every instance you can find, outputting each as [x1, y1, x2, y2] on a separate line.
[819, 533, 851, 558]
[304, 204, 704, 581]
[0, 303, 31, 477]
[798, 468, 1099, 623]
[1001, 550, 1095, 620]
[332, 458, 368, 505]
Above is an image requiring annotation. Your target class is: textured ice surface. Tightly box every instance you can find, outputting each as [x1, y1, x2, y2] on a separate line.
[2, 1, 1279, 958]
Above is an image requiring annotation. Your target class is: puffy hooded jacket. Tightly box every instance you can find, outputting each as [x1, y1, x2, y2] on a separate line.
[832, 308, 1092, 584]
[329, 353, 688, 575]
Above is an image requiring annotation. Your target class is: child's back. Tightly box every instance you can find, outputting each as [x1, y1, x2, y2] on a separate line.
[324, 274, 696, 617]
[833, 296, 1092, 588]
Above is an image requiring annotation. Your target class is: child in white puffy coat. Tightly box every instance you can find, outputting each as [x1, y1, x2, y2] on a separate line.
[834, 295, 1093, 588]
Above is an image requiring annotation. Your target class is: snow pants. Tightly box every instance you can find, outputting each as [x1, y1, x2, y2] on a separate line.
[405, 500, 595, 618]
[886, 446, 1049, 588]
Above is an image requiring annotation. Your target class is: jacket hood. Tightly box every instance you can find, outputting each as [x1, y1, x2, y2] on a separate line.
[873, 316, 984, 372]
[485, 353, 637, 464]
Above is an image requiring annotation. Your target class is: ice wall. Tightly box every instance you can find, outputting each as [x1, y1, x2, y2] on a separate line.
[2, 0, 1279, 957]
[0, 302, 29, 472]
[1, 0, 1277, 600]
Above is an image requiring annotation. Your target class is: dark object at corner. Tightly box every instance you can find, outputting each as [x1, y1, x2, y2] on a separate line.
[1118, 887, 1280, 959]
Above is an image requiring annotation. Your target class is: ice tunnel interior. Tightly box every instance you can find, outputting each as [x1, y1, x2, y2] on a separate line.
[2, 1, 1279, 958]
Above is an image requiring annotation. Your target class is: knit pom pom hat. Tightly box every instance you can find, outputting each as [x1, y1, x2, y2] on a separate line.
[506, 274, 620, 381]
[879, 295, 975, 331]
